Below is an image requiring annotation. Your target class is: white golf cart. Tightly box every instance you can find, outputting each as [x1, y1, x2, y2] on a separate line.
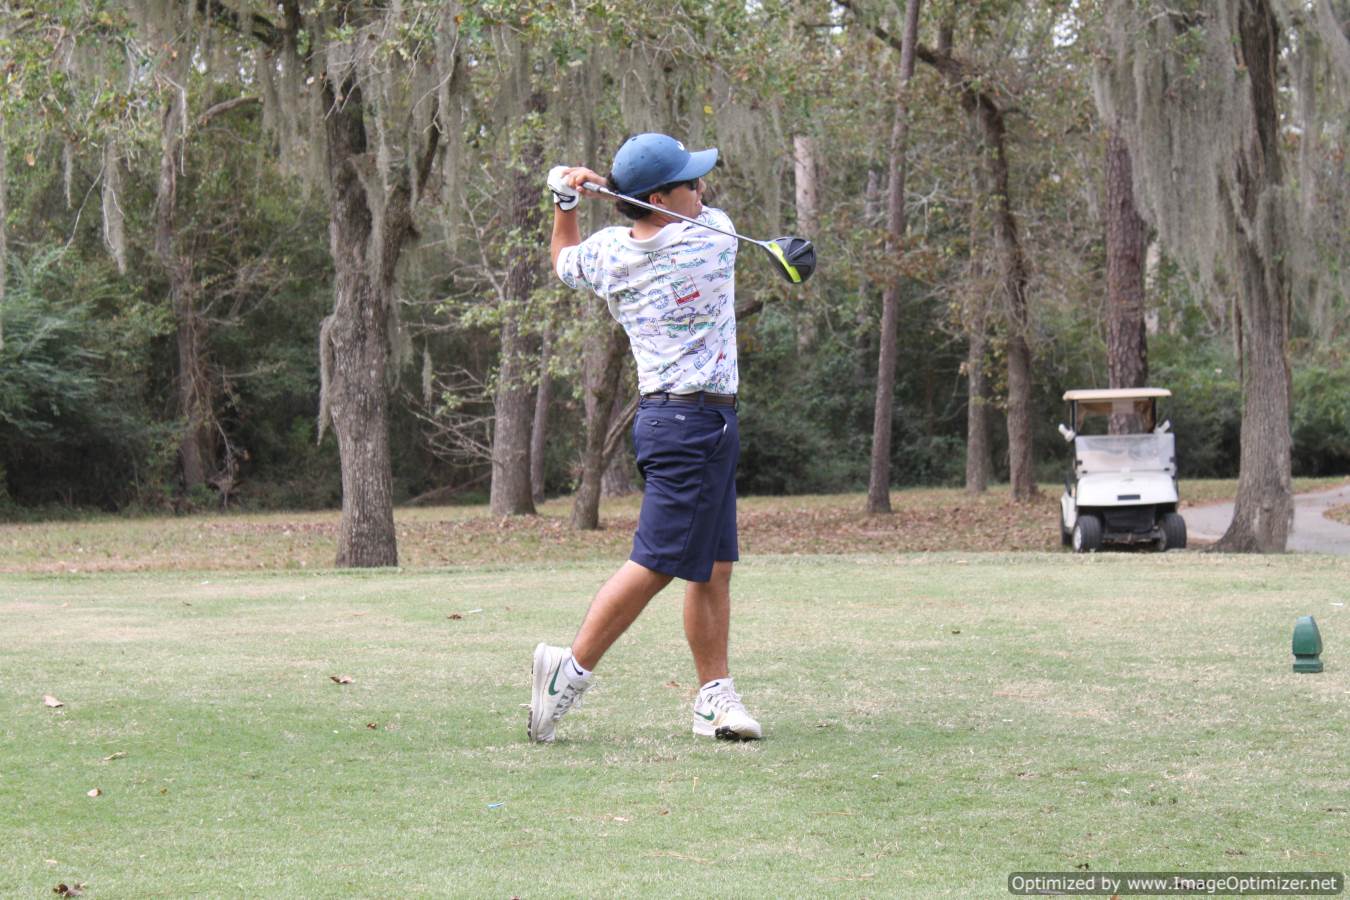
[1058, 388, 1187, 553]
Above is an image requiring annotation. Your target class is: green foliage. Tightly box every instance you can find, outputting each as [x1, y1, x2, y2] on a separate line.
[0, 247, 175, 509]
[1292, 359, 1350, 476]
[737, 313, 868, 494]
[1149, 336, 1242, 478]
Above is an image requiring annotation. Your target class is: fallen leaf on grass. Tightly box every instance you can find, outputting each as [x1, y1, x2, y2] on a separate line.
[448, 614, 463, 620]
[663, 680, 681, 690]
[366, 723, 378, 730]
[330, 675, 353, 685]
[1074, 862, 1091, 870]
[86, 788, 101, 798]
[43, 695, 64, 708]
[102, 752, 127, 762]
[53, 883, 85, 897]
[950, 629, 962, 635]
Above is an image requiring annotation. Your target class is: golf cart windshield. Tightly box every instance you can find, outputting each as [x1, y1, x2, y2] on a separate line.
[1075, 434, 1175, 474]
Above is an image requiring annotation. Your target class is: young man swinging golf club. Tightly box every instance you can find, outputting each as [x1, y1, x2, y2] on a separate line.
[527, 133, 762, 743]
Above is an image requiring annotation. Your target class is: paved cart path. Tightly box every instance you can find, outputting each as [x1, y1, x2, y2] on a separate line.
[1184, 484, 1350, 554]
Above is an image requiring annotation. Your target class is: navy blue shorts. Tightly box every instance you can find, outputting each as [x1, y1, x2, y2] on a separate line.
[630, 397, 739, 583]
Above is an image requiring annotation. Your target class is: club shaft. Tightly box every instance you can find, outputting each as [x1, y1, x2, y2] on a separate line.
[581, 182, 764, 249]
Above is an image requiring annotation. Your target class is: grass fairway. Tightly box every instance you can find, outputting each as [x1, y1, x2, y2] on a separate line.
[2, 553, 1348, 897]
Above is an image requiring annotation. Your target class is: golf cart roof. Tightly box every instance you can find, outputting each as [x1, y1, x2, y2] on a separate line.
[1062, 388, 1171, 401]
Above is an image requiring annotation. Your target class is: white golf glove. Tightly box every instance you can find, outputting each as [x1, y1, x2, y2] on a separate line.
[547, 165, 580, 211]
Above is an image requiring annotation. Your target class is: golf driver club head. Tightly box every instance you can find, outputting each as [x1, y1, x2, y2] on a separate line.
[765, 237, 816, 284]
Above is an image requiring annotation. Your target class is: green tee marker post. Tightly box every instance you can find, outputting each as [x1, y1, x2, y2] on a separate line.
[1292, 616, 1324, 673]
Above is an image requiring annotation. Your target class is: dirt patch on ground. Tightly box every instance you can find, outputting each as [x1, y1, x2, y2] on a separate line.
[0, 491, 1064, 574]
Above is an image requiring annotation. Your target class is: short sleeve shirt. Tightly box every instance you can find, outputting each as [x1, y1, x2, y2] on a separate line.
[555, 207, 739, 395]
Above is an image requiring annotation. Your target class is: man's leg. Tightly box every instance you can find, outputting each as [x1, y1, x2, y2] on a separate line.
[684, 560, 732, 685]
[571, 560, 673, 670]
[529, 560, 672, 742]
[687, 560, 761, 740]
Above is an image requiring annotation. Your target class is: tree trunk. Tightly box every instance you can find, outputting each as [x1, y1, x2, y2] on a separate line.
[866, 0, 921, 515]
[1105, 126, 1148, 434]
[1217, 0, 1293, 552]
[793, 135, 820, 351]
[964, 296, 991, 494]
[322, 79, 399, 567]
[571, 320, 629, 530]
[174, 293, 214, 490]
[602, 448, 637, 497]
[854, 169, 881, 390]
[530, 325, 553, 506]
[793, 135, 819, 238]
[154, 84, 215, 491]
[967, 85, 1036, 500]
[489, 89, 545, 517]
[602, 390, 639, 497]
[1, 108, 7, 355]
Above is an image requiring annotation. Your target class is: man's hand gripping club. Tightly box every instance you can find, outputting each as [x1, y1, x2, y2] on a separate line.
[548, 165, 605, 269]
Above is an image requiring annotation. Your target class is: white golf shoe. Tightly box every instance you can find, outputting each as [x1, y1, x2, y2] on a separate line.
[692, 678, 762, 741]
[527, 643, 592, 743]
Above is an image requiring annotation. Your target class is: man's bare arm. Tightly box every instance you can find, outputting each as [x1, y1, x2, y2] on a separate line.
[551, 207, 581, 270]
[549, 166, 604, 270]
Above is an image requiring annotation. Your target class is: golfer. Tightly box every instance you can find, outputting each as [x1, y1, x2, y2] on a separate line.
[527, 133, 762, 743]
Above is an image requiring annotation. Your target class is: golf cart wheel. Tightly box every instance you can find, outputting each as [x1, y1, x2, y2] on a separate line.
[1160, 512, 1187, 551]
[1072, 514, 1103, 553]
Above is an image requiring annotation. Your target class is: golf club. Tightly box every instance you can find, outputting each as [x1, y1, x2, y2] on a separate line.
[581, 181, 816, 285]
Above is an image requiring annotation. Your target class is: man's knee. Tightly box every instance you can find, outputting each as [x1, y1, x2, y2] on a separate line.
[710, 560, 734, 585]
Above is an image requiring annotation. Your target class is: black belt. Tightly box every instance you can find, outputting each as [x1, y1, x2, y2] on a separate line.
[642, 391, 737, 408]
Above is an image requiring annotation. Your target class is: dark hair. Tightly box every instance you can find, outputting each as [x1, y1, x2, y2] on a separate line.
[607, 175, 701, 221]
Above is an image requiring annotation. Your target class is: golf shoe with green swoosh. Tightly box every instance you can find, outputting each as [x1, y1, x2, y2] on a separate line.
[692, 678, 762, 741]
[528, 643, 592, 743]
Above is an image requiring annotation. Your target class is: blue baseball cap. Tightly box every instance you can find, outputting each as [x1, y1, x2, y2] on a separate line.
[610, 133, 718, 198]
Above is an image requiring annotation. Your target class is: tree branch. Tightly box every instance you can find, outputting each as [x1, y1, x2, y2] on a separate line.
[195, 0, 281, 47]
[602, 395, 639, 461]
[833, 0, 970, 85]
[414, 98, 441, 200]
[197, 95, 261, 127]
